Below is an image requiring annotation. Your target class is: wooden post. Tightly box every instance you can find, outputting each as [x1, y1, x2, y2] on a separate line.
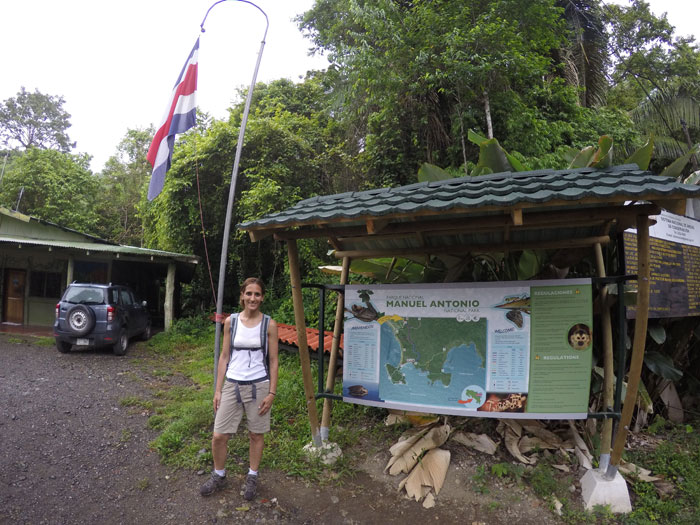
[608, 215, 651, 475]
[287, 239, 322, 447]
[320, 256, 350, 441]
[594, 243, 615, 472]
[66, 255, 74, 287]
[164, 263, 176, 331]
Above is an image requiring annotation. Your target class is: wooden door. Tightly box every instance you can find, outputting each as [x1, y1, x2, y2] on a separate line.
[3, 270, 26, 324]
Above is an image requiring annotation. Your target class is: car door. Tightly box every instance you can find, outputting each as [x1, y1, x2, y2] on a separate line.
[119, 288, 146, 336]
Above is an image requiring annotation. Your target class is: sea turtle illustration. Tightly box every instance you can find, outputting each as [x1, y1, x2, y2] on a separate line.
[348, 385, 369, 397]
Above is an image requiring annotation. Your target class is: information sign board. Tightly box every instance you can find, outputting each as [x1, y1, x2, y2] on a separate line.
[343, 280, 593, 419]
[624, 211, 700, 318]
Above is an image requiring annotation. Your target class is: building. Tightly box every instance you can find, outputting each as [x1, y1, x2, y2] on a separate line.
[0, 206, 199, 330]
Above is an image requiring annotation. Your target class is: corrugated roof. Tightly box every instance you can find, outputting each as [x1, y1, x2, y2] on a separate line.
[238, 165, 700, 259]
[0, 235, 199, 264]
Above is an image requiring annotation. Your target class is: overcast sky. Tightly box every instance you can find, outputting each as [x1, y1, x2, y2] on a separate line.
[1, 0, 697, 173]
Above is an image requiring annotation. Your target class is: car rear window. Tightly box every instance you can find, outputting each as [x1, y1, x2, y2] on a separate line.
[63, 287, 105, 305]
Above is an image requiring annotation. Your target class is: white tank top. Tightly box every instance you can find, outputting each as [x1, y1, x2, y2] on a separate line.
[226, 320, 267, 381]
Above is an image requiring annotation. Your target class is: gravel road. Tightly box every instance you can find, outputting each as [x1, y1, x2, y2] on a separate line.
[0, 334, 562, 525]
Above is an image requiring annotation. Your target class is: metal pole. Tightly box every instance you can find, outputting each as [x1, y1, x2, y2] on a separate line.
[200, 0, 269, 386]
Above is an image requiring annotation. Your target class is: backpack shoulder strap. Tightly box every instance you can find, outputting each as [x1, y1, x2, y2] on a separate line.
[227, 313, 238, 368]
[260, 314, 271, 374]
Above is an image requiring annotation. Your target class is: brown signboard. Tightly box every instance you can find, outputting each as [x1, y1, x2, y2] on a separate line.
[624, 211, 700, 319]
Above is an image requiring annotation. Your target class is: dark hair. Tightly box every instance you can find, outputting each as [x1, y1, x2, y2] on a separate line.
[239, 277, 265, 309]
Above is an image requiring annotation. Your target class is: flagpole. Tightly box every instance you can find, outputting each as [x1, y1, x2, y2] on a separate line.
[200, 0, 269, 387]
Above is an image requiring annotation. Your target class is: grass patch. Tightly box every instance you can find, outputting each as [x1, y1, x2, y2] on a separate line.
[143, 318, 389, 480]
[34, 336, 55, 347]
[120, 396, 154, 411]
[622, 420, 700, 525]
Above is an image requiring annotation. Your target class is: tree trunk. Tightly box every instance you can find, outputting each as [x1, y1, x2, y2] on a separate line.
[483, 90, 493, 139]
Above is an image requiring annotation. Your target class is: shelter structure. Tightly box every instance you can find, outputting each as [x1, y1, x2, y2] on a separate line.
[0, 206, 199, 330]
[238, 164, 700, 474]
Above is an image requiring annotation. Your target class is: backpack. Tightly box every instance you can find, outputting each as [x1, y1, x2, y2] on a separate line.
[228, 313, 271, 376]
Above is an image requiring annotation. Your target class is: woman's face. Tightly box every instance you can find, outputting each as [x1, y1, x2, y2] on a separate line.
[241, 283, 264, 311]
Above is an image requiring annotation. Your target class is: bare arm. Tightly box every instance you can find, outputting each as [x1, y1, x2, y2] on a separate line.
[213, 316, 231, 412]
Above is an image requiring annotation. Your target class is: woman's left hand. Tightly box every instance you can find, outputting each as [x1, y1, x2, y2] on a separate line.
[258, 393, 274, 415]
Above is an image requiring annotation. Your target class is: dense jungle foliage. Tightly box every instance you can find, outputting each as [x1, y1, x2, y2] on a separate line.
[1, 0, 698, 319]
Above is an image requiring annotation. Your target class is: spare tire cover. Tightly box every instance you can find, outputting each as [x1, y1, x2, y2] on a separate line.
[66, 304, 96, 336]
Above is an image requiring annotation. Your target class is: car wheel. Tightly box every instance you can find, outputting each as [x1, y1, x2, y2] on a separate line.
[113, 330, 128, 356]
[140, 323, 152, 341]
[66, 305, 96, 336]
[56, 339, 72, 353]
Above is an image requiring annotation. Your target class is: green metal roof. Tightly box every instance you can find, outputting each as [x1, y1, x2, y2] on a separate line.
[240, 165, 700, 230]
[238, 165, 700, 259]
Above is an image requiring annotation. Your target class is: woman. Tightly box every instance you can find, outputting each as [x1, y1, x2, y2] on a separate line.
[200, 277, 279, 501]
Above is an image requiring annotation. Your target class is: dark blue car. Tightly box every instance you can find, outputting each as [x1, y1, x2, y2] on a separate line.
[54, 283, 151, 355]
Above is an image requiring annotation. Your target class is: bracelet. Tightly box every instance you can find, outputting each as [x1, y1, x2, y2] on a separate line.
[269, 392, 276, 396]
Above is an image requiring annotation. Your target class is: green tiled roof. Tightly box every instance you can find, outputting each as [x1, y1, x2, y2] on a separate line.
[239, 165, 700, 231]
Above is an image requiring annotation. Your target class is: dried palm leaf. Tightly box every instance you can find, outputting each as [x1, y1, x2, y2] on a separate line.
[387, 424, 451, 476]
[398, 448, 451, 500]
[518, 435, 558, 454]
[575, 446, 593, 470]
[504, 427, 535, 464]
[501, 419, 523, 437]
[451, 431, 499, 455]
[521, 424, 563, 446]
[619, 459, 662, 482]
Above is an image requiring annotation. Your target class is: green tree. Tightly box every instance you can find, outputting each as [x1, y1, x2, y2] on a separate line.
[0, 148, 99, 232]
[141, 77, 344, 312]
[300, 0, 607, 181]
[555, 0, 609, 108]
[96, 127, 154, 245]
[0, 87, 74, 152]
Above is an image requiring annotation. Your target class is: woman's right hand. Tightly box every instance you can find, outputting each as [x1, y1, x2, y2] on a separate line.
[213, 391, 222, 412]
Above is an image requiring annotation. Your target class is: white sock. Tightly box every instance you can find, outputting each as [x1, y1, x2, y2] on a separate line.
[248, 469, 258, 476]
[215, 468, 226, 477]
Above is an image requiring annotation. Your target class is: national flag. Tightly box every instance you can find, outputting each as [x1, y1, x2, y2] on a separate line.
[147, 37, 199, 200]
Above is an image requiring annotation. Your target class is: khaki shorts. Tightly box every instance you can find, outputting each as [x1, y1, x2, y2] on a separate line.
[213, 379, 271, 435]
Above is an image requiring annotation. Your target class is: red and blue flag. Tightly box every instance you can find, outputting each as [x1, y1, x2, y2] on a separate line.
[147, 38, 199, 200]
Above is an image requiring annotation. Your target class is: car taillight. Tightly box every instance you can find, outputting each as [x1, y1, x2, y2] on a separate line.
[107, 305, 114, 322]
[55, 303, 60, 319]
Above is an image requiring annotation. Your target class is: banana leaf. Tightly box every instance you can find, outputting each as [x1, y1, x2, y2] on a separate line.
[417, 162, 452, 182]
[661, 144, 700, 178]
[591, 135, 614, 167]
[472, 138, 513, 177]
[467, 129, 489, 146]
[624, 136, 654, 170]
[516, 250, 543, 280]
[648, 324, 666, 345]
[568, 146, 596, 168]
[644, 351, 683, 382]
[683, 170, 700, 185]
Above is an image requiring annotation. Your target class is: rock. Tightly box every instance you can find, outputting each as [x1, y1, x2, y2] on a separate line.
[302, 441, 343, 465]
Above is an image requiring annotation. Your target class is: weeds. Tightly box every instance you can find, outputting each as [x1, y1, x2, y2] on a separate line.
[126, 317, 700, 522]
[623, 421, 700, 524]
[472, 465, 490, 494]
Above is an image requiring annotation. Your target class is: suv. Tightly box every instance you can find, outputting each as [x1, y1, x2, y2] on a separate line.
[54, 283, 151, 355]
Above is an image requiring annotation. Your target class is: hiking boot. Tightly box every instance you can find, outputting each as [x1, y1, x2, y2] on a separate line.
[200, 471, 226, 496]
[243, 473, 258, 501]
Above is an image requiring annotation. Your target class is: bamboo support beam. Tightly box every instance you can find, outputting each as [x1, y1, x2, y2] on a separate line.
[594, 243, 615, 472]
[287, 239, 322, 447]
[607, 215, 651, 478]
[320, 256, 350, 441]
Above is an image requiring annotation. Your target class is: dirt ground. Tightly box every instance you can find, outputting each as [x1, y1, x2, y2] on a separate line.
[0, 334, 568, 525]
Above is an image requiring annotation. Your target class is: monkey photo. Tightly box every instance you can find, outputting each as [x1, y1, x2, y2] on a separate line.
[568, 323, 592, 350]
